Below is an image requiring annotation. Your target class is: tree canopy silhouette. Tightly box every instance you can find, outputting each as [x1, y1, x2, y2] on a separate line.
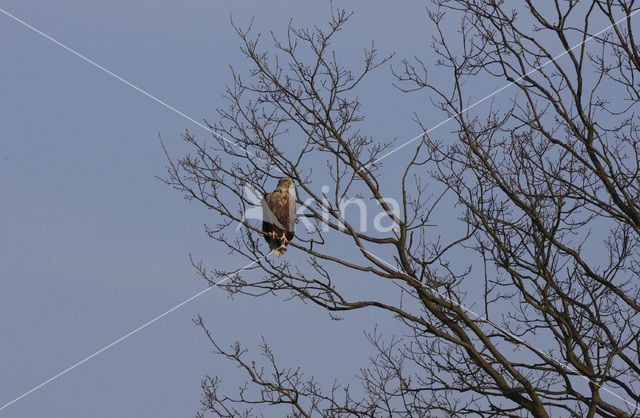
[163, 2, 640, 417]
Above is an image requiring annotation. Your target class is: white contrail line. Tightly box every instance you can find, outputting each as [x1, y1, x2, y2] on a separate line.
[0, 7, 283, 174]
[362, 249, 638, 412]
[362, 8, 640, 171]
[0, 257, 264, 412]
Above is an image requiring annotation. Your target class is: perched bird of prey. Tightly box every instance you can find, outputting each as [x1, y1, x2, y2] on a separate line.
[262, 177, 296, 257]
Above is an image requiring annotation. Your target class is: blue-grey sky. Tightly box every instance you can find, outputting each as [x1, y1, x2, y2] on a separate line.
[0, 2, 454, 416]
[6, 1, 625, 416]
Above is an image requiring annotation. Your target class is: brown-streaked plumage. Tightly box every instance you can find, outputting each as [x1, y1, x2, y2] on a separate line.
[262, 177, 296, 257]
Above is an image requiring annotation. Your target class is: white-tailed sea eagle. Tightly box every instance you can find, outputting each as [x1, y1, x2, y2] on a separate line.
[262, 177, 296, 257]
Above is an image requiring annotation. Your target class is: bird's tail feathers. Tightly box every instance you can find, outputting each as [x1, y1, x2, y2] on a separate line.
[270, 241, 288, 257]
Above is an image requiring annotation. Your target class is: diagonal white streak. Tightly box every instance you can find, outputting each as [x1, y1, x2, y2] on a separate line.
[362, 8, 640, 171]
[362, 248, 639, 412]
[0, 7, 283, 174]
[0, 257, 264, 412]
[6, 6, 636, 179]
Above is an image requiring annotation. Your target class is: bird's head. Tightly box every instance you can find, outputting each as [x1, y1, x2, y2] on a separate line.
[277, 177, 294, 188]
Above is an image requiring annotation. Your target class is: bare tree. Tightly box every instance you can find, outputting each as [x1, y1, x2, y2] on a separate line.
[162, 2, 640, 417]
